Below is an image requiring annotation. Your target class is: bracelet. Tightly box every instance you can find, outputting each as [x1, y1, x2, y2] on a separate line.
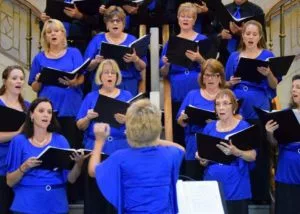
[19, 166, 25, 174]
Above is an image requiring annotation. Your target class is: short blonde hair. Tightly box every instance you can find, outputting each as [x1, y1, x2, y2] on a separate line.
[125, 99, 162, 147]
[41, 19, 67, 52]
[198, 59, 226, 89]
[95, 59, 122, 86]
[177, 2, 197, 19]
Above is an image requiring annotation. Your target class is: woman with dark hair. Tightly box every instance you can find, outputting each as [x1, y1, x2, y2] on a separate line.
[197, 89, 256, 214]
[84, 5, 146, 95]
[177, 59, 226, 179]
[0, 65, 30, 214]
[265, 74, 300, 214]
[6, 98, 86, 213]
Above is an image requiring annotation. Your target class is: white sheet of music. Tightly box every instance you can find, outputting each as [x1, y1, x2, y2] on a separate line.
[177, 180, 225, 214]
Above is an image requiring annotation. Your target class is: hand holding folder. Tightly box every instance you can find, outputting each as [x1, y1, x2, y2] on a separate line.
[166, 36, 211, 68]
[185, 105, 217, 126]
[234, 55, 295, 83]
[38, 58, 91, 87]
[196, 125, 258, 164]
[93, 93, 147, 128]
[37, 146, 108, 170]
[100, 34, 150, 70]
[254, 107, 300, 144]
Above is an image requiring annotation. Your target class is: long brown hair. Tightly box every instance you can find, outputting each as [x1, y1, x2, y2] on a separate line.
[0, 65, 27, 111]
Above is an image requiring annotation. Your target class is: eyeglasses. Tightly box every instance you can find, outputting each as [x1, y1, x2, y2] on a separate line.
[178, 15, 194, 20]
[109, 19, 122, 24]
[203, 73, 220, 79]
[215, 102, 232, 107]
[103, 71, 117, 75]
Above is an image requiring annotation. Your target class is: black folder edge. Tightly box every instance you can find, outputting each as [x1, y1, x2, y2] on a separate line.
[254, 107, 300, 144]
[38, 58, 91, 87]
[234, 57, 267, 83]
[196, 133, 234, 165]
[185, 105, 216, 126]
[166, 36, 198, 68]
[93, 94, 129, 128]
[0, 105, 26, 131]
[36, 146, 108, 170]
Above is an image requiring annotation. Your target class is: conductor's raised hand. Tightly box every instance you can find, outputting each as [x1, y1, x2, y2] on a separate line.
[93, 123, 110, 141]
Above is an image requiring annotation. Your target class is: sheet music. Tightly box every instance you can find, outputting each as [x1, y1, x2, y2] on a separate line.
[177, 180, 225, 214]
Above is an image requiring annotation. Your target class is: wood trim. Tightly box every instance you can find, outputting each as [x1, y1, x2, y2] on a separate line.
[162, 24, 173, 141]
[12, 0, 42, 17]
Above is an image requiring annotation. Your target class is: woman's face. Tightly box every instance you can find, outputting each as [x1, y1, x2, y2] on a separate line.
[100, 63, 118, 88]
[106, 15, 124, 35]
[45, 26, 65, 47]
[4, 69, 25, 95]
[31, 102, 52, 130]
[215, 95, 234, 121]
[291, 79, 300, 106]
[242, 24, 261, 49]
[178, 11, 195, 31]
[203, 69, 221, 89]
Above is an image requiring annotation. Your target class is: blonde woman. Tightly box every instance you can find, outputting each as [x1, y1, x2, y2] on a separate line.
[29, 19, 84, 149]
[88, 99, 184, 213]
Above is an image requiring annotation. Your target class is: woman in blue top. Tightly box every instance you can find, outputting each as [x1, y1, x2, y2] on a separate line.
[160, 2, 208, 146]
[0, 65, 30, 214]
[77, 59, 132, 214]
[76, 59, 132, 152]
[225, 20, 278, 120]
[84, 6, 146, 95]
[88, 99, 185, 214]
[177, 59, 226, 179]
[29, 19, 84, 149]
[225, 20, 279, 202]
[6, 98, 86, 214]
[197, 89, 256, 214]
[265, 74, 300, 214]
